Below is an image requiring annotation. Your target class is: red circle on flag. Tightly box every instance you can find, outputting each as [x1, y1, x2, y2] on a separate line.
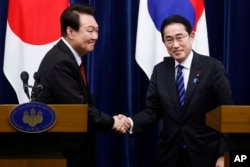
[8, 0, 69, 45]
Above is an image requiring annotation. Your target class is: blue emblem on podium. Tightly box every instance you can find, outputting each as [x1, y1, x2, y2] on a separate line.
[9, 102, 56, 133]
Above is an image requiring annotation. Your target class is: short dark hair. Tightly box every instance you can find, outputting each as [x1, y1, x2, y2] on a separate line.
[60, 3, 96, 37]
[160, 15, 192, 40]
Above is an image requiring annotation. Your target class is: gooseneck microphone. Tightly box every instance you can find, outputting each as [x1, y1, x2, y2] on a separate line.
[20, 71, 30, 100]
[20, 71, 44, 102]
[31, 72, 43, 101]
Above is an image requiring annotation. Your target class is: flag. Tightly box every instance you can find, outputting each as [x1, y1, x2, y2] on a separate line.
[3, 0, 69, 103]
[135, 0, 209, 78]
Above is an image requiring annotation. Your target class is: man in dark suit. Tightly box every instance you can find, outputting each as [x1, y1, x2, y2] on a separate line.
[36, 3, 129, 167]
[124, 15, 233, 167]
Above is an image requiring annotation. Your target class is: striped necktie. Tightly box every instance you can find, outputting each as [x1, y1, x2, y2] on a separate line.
[176, 65, 185, 109]
[177, 65, 186, 148]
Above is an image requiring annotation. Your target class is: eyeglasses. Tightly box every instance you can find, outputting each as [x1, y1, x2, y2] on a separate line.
[164, 34, 188, 46]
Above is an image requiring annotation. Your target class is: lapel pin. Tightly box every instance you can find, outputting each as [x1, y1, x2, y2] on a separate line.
[193, 73, 200, 84]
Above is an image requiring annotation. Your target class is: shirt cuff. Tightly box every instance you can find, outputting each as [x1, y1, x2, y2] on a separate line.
[128, 117, 134, 134]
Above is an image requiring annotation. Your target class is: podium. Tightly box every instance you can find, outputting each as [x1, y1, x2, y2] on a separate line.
[206, 105, 250, 167]
[0, 104, 88, 167]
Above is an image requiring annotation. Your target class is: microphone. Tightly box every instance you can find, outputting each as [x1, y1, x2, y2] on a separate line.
[36, 83, 43, 100]
[20, 71, 30, 100]
[31, 72, 43, 101]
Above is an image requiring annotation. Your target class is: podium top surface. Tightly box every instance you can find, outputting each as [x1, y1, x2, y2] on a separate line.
[206, 105, 250, 133]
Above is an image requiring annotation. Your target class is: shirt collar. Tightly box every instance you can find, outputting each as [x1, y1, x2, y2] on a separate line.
[175, 51, 193, 70]
[61, 37, 82, 66]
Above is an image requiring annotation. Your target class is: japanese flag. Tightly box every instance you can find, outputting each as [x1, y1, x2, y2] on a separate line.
[3, 0, 69, 103]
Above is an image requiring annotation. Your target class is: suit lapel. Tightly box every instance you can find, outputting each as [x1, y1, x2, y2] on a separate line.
[182, 52, 202, 117]
[78, 70, 94, 105]
[162, 58, 180, 118]
[58, 40, 93, 104]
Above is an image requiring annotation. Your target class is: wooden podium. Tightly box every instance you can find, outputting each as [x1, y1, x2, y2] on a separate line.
[0, 104, 88, 167]
[206, 105, 250, 167]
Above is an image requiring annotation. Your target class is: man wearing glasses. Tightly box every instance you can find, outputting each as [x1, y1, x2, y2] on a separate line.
[123, 15, 233, 167]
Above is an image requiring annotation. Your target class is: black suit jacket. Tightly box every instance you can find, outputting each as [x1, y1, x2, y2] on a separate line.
[36, 40, 114, 166]
[37, 40, 114, 131]
[132, 51, 233, 167]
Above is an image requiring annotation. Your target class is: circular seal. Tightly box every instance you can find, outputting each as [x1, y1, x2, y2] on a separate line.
[9, 102, 56, 133]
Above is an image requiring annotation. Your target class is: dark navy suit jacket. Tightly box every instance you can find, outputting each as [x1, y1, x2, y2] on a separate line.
[132, 51, 233, 167]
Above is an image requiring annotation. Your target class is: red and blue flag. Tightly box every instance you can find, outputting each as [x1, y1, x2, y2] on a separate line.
[136, 0, 209, 78]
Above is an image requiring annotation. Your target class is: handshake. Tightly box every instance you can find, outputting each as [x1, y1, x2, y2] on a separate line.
[112, 114, 131, 134]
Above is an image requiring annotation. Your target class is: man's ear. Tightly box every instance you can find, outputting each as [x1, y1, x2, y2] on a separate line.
[66, 26, 74, 39]
[190, 31, 195, 43]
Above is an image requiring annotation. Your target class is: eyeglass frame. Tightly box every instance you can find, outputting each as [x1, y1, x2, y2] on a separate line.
[163, 33, 189, 46]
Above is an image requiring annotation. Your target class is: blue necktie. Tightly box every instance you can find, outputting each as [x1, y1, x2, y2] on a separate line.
[176, 65, 185, 109]
[177, 65, 186, 148]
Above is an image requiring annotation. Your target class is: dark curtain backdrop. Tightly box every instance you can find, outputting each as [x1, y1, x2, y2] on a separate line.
[1, 0, 250, 167]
